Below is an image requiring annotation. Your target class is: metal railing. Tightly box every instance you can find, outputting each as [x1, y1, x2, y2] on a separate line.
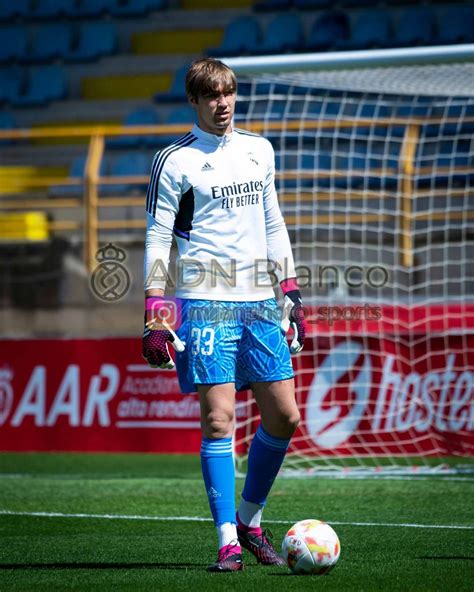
[0, 118, 473, 271]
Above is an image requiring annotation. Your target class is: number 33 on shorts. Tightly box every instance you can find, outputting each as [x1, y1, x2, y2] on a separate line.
[191, 327, 215, 356]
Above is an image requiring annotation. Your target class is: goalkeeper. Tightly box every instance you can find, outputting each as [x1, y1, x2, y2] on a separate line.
[143, 57, 305, 572]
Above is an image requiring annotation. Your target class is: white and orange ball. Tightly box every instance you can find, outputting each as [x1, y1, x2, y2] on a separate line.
[282, 519, 341, 575]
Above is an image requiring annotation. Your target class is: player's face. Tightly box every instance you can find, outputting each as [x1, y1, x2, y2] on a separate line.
[190, 84, 236, 136]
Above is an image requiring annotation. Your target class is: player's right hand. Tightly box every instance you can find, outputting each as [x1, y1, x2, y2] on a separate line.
[142, 297, 185, 369]
[280, 290, 306, 355]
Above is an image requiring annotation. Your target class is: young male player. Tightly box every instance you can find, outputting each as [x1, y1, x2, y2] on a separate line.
[143, 58, 305, 572]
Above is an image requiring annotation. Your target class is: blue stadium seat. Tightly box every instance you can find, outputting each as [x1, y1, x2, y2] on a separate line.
[306, 11, 349, 51]
[154, 66, 187, 103]
[12, 65, 67, 107]
[111, 0, 166, 17]
[30, 0, 77, 19]
[335, 155, 367, 190]
[207, 16, 261, 57]
[27, 24, 72, 63]
[108, 107, 161, 149]
[166, 105, 195, 124]
[65, 22, 117, 62]
[0, 67, 23, 104]
[294, 0, 332, 9]
[257, 13, 304, 54]
[353, 103, 393, 139]
[101, 152, 150, 195]
[436, 5, 474, 45]
[71, 0, 116, 18]
[158, 105, 195, 146]
[336, 9, 392, 50]
[50, 156, 108, 197]
[0, 111, 16, 146]
[340, 0, 377, 6]
[414, 140, 472, 189]
[425, 103, 474, 137]
[0, 0, 31, 21]
[276, 152, 333, 191]
[254, 0, 292, 11]
[391, 6, 436, 48]
[246, 98, 287, 121]
[370, 155, 399, 190]
[0, 26, 28, 63]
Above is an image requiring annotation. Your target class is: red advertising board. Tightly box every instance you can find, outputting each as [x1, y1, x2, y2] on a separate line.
[0, 305, 473, 456]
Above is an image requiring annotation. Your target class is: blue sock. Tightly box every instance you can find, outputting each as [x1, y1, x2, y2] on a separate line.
[242, 424, 290, 506]
[200, 437, 236, 526]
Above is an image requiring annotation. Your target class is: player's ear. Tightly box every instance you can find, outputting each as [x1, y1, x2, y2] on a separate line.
[188, 94, 198, 106]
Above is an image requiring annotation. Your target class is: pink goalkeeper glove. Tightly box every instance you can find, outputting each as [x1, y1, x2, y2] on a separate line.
[280, 278, 306, 354]
[142, 297, 185, 369]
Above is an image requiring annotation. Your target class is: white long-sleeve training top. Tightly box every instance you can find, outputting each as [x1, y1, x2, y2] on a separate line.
[144, 123, 296, 301]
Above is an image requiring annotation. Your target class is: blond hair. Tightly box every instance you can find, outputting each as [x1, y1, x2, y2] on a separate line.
[185, 57, 237, 100]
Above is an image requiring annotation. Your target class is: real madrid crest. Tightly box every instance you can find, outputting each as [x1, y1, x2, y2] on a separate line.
[90, 243, 130, 302]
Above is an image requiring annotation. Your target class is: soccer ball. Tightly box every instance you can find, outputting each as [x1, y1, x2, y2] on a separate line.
[281, 519, 341, 575]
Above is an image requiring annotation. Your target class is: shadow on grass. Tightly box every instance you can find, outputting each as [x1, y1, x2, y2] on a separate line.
[0, 563, 202, 570]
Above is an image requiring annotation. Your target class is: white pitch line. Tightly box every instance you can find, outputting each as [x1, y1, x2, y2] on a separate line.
[0, 510, 472, 530]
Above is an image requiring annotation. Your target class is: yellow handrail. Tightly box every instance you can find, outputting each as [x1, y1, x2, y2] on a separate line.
[0, 119, 472, 271]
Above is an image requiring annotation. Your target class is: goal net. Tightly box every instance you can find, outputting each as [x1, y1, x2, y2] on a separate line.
[229, 48, 474, 476]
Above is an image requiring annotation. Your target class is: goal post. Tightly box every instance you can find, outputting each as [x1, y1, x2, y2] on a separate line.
[226, 45, 474, 476]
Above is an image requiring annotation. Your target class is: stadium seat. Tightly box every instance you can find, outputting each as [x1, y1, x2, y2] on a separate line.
[101, 152, 150, 195]
[353, 103, 393, 139]
[154, 66, 188, 103]
[390, 6, 436, 48]
[71, 0, 116, 18]
[276, 152, 333, 191]
[425, 103, 474, 137]
[49, 155, 108, 197]
[336, 9, 392, 50]
[257, 13, 304, 54]
[340, 0, 377, 6]
[158, 105, 195, 146]
[436, 5, 474, 45]
[27, 24, 73, 63]
[294, 0, 332, 9]
[207, 15, 261, 57]
[111, 0, 167, 17]
[0, 0, 31, 21]
[30, 0, 77, 19]
[246, 98, 287, 121]
[65, 22, 118, 62]
[254, 0, 292, 11]
[12, 65, 67, 107]
[305, 11, 350, 51]
[414, 140, 471, 189]
[0, 67, 23, 104]
[0, 26, 29, 63]
[335, 154, 367, 190]
[108, 107, 161, 149]
[165, 105, 195, 124]
[0, 111, 16, 146]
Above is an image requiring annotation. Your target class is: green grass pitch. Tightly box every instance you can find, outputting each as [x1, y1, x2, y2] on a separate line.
[0, 453, 472, 591]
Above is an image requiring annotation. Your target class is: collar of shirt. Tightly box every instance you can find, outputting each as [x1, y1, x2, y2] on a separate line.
[192, 123, 234, 147]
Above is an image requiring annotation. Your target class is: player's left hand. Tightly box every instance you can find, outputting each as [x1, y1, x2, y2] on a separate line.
[280, 289, 306, 354]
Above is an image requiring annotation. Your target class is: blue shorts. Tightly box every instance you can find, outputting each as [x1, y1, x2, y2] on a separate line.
[175, 298, 294, 393]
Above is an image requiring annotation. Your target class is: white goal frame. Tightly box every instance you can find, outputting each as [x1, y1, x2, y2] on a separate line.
[226, 45, 474, 477]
